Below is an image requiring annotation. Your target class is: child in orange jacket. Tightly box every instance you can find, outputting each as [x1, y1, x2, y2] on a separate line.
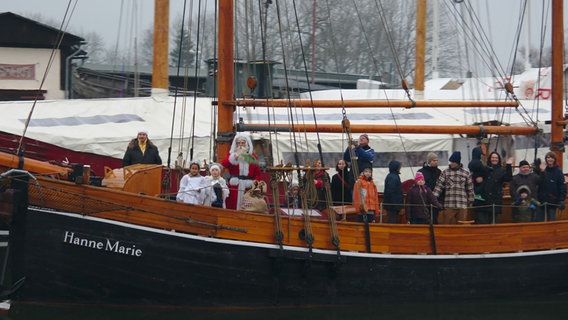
[353, 167, 380, 222]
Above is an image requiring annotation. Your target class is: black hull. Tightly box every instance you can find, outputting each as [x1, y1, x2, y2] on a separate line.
[13, 207, 568, 307]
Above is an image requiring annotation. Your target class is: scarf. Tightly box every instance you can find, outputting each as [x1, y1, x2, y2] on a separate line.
[138, 140, 147, 155]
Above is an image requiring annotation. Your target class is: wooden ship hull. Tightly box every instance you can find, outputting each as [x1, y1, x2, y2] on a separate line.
[0, 0, 567, 308]
[14, 206, 568, 306]
[1, 155, 568, 306]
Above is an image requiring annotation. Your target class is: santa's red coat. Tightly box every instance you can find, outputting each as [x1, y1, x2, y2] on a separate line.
[221, 153, 261, 210]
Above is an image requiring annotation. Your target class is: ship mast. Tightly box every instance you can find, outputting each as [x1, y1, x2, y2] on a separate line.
[216, 0, 235, 160]
[414, 0, 427, 100]
[152, 0, 169, 96]
[551, 0, 564, 168]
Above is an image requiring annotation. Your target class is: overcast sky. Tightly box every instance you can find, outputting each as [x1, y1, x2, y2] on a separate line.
[2, 0, 566, 74]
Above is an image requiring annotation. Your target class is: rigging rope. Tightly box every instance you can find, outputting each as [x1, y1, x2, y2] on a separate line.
[188, 0, 206, 163]
[270, 174, 284, 248]
[167, 0, 190, 171]
[372, 0, 413, 101]
[322, 0, 351, 209]
[18, 0, 79, 154]
[274, 0, 303, 183]
[290, 0, 325, 166]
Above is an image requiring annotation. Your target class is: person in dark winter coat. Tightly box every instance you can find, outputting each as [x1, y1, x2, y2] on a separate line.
[474, 151, 513, 224]
[468, 146, 487, 201]
[510, 160, 541, 200]
[536, 152, 567, 221]
[418, 152, 442, 223]
[384, 160, 403, 223]
[405, 172, 444, 224]
[122, 128, 163, 167]
[331, 159, 354, 206]
[418, 152, 441, 191]
[509, 159, 541, 220]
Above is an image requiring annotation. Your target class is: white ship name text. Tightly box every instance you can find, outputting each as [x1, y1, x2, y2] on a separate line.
[63, 231, 143, 257]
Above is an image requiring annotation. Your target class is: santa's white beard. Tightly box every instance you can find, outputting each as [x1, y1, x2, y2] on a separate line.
[235, 145, 247, 156]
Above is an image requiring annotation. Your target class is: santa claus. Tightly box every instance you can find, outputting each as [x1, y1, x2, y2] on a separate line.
[221, 133, 261, 210]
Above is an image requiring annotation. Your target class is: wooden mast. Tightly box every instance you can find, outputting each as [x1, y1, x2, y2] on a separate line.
[216, 0, 235, 160]
[414, 0, 427, 100]
[551, 0, 564, 168]
[152, 0, 169, 95]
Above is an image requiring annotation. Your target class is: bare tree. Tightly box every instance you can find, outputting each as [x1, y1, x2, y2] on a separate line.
[170, 15, 196, 68]
[82, 32, 106, 63]
[139, 25, 154, 67]
[225, 0, 463, 86]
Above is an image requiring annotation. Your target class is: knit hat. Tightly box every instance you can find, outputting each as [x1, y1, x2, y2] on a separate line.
[427, 152, 438, 163]
[415, 172, 425, 182]
[519, 160, 530, 167]
[138, 128, 148, 135]
[360, 133, 369, 141]
[209, 163, 222, 172]
[449, 151, 461, 163]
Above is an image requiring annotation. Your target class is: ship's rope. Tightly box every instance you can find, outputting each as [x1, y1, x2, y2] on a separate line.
[289, 0, 326, 166]
[302, 166, 318, 209]
[299, 188, 314, 253]
[323, 175, 340, 250]
[18, 0, 78, 155]
[372, 0, 414, 102]
[270, 173, 284, 249]
[444, 1, 539, 128]
[272, 0, 303, 183]
[163, 0, 191, 193]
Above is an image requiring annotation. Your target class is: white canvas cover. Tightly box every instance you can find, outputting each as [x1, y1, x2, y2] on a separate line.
[0, 95, 216, 166]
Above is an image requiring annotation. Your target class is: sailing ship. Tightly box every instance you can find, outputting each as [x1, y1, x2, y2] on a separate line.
[0, 0, 568, 308]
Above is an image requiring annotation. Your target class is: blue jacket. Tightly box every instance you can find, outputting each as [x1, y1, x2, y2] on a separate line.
[343, 145, 375, 175]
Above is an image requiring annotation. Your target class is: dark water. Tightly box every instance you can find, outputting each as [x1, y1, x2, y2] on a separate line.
[4, 296, 568, 320]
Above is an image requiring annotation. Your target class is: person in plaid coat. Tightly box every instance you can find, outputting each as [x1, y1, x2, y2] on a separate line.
[433, 151, 474, 224]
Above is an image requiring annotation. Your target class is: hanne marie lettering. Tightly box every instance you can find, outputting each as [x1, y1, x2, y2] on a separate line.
[63, 231, 143, 257]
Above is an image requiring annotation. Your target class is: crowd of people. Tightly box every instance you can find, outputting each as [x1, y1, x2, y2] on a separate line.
[123, 129, 567, 224]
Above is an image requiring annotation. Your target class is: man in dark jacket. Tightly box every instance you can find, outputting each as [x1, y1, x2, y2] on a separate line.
[384, 160, 403, 223]
[510, 160, 541, 222]
[122, 129, 163, 167]
[537, 152, 566, 221]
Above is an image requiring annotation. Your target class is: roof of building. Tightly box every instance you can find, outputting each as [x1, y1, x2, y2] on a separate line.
[0, 12, 84, 49]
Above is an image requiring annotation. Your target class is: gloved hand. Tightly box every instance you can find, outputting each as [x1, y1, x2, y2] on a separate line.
[315, 180, 323, 188]
[533, 158, 542, 173]
[559, 202, 566, 210]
